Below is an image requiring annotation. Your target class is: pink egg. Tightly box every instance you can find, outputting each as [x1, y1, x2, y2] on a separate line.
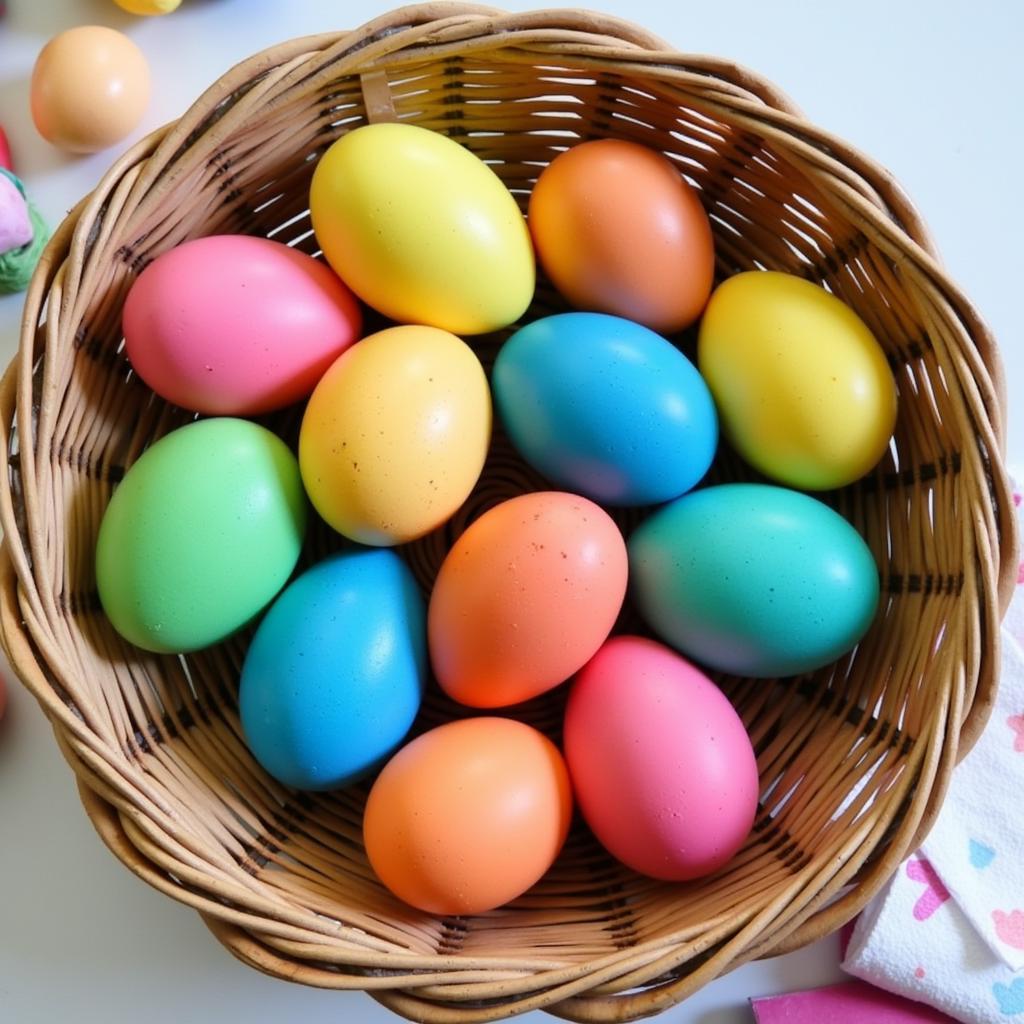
[564, 635, 759, 880]
[123, 235, 362, 415]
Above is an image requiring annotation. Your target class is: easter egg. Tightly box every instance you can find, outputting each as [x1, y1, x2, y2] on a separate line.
[528, 139, 714, 333]
[299, 325, 491, 546]
[96, 418, 306, 653]
[239, 549, 426, 791]
[364, 718, 572, 914]
[309, 123, 534, 334]
[123, 236, 362, 416]
[31, 27, 150, 154]
[429, 492, 628, 708]
[114, 0, 181, 13]
[628, 484, 879, 677]
[565, 636, 758, 880]
[493, 312, 717, 505]
[698, 271, 897, 490]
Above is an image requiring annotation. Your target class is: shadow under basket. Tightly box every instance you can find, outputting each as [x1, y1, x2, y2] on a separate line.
[0, 4, 1017, 1021]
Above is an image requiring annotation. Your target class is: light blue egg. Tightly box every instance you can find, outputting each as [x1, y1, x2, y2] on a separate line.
[239, 548, 425, 791]
[628, 484, 879, 677]
[492, 312, 717, 506]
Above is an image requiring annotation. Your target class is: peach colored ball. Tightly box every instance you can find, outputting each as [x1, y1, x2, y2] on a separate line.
[31, 27, 150, 154]
[364, 718, 572, 915]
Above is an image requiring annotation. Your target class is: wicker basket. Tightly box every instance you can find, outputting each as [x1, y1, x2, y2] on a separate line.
[0, 4, 1016, 1020]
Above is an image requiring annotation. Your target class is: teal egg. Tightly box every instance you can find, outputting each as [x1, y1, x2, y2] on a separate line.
[628, 484, 879, 677]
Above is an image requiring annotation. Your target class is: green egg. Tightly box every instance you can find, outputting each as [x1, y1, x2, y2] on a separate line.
[628, 483, 879, 678]
[96, 418, 307, 653]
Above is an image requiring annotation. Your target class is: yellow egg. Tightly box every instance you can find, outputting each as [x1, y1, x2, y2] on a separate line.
[113, 0, 181, 13]
[309, 124, 535, 335]
[299, 325, 491, 546]
[698, 271, 897, 490]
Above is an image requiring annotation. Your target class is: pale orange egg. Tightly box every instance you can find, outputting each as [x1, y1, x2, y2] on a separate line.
[363, 718, 572, 915]
[31, 27, 150, 154]
[428, 491, 628, 708]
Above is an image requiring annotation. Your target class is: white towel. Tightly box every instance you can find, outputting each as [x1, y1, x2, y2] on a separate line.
[920, 629, 1024, 971]
[843, 479, 1024, 1022]
[844, 854, 1024, 1022]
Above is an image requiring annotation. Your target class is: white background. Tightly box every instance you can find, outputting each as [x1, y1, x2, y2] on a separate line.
[0, 1, 1020, 1022]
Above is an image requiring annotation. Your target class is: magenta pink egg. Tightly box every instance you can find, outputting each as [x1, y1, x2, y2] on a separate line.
[564, 635, 759, 881]
[123, 235, 362, 415]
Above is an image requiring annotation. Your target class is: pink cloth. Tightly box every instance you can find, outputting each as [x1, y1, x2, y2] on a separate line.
[0, 173, 32, 254]
[752, 981, 955, 1023]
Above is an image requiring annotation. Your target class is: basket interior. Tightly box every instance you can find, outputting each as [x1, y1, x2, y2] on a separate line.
[17, 46, 982, 971]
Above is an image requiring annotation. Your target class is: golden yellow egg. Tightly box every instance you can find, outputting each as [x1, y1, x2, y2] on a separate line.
[698, 271, 897, 490]
[113, 0, 182, 14]
[299, 325, 492, 546]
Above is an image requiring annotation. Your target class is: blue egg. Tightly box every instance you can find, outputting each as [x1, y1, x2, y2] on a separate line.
[628, 484, 880, 677]
[492, 312, 718, 506]
[239, 548, 425, 791]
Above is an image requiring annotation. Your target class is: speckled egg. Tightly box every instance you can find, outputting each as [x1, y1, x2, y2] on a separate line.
[429, 492, 628, 707]
[299, 325, 491, 546]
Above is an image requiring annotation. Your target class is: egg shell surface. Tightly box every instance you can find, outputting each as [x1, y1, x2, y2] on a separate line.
[428, 491, 628, 708]
[697, 271, 897, 490]
[565, 635, 759, 880]
[95, 418, 307, 653]
[493, 312, 717, 505]
[239, 548, 426, 791]
[114, 0, 181, 13]
[30, 26, 150, 154]
[364, 717, 572, 914]
[123, 235, 362, 415]
[310, 123, 535, 334]
[528, 139, 714, 333]
[299, 324, 491, 546]
[628, 483, 879, 677]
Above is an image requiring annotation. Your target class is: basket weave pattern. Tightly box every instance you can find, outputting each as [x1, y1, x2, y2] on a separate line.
[0, 5, 1016, 1020]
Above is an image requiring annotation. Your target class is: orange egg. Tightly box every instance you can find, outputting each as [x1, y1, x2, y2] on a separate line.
[528, 139, 714, 333]
[30, 27, 150, 154]
[428, 491, 628, 708]
[364, 718, 572, 915]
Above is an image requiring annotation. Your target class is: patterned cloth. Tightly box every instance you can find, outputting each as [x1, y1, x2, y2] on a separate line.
[842, 482, 1024, 1021]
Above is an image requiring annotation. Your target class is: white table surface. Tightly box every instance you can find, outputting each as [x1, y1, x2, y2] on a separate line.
[0, 1, 1020, 1022]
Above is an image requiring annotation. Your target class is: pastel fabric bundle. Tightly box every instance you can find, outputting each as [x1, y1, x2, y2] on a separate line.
[0, 168, 48, 294]
[843, 476, 1024, 1022]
